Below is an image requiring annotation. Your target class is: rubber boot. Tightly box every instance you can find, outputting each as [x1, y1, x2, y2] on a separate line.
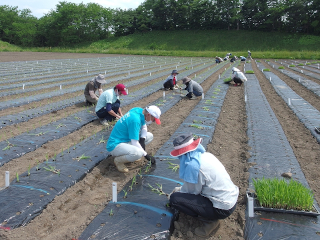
[114, 156, 129, 173]
[194, 220, 220, 237]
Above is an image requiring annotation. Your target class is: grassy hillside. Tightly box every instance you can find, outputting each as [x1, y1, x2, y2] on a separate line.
[1, 30, 320, 59]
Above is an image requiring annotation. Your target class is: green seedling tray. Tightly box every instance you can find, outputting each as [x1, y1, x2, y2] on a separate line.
[247, 192, 320, 217]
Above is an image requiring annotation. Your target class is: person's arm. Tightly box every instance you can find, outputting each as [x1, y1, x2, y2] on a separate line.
[180, 171, 205, 195]
[131, 139, 147, 156]
[98, 88, 103, 95]
[89, 90, 98, 100]
[118, 107, 124, 117]
[106, 103, 121, 119]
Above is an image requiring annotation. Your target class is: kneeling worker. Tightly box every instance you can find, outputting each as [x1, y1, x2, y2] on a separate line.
[84, 74, 106, 106]
[168, 133, 239, 237]
[231, 67, 247, 86]
[106, 105, 161, 173]
[181, 77, 203, 100]
[95, 84, 127, 126]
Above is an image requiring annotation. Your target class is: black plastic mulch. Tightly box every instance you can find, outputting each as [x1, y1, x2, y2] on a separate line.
[244, 63, 320, 240]
[0, 60, 228, 230]
[257, 62, 320, 143]
[264, 61, 320, 97]
[78, 63, 236, 240]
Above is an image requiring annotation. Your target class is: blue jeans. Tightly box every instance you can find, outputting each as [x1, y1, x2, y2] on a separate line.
[96, 99, 120, 122]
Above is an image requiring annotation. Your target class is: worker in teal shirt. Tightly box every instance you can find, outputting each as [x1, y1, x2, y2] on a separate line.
[107, 105, 161, 173]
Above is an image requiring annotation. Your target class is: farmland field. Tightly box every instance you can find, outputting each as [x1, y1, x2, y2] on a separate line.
[0, 52, 320, 240]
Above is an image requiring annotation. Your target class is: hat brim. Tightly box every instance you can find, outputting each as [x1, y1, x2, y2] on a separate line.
[120, 90, 127, 95]
[96, 80, 106, 84]
[170, 138, 201, 157]
[155, 118, 161, 125]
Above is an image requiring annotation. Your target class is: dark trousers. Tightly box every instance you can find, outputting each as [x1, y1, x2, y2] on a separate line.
[96, 99, 120, 122]
[233, 77, 243, 85]
[163, 81, 174, 90]
[170, 192, 236, 221]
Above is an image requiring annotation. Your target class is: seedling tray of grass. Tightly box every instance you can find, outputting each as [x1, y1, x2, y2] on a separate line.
[249, 178, 320, 217]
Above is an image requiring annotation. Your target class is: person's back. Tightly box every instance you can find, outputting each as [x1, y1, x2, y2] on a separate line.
[188, 80, 203, 96]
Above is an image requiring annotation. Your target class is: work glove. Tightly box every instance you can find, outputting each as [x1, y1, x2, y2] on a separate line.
[145, 154, 156, 164]
[167, 186, 182, 200]
[139, 137, 146, 150]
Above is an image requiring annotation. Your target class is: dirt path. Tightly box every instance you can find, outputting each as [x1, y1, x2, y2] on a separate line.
[0, 53, 319, 240]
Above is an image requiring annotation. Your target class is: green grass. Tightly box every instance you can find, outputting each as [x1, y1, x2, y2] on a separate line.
[2, 30, 320, 59]
[253, 177, 314, 211]
[278, 66, 285, 69]
[263, 68, 270, 71]
[289, 64, 295, 67]
[245, 70, 254, 74]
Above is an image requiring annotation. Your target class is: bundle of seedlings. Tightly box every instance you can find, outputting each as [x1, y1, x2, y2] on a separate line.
[252, 177, 315, 212]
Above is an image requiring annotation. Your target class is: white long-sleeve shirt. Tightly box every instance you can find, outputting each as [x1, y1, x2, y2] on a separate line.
[179, 152, 239, 210]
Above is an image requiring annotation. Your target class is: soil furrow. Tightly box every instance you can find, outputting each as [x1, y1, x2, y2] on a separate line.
[0, 60, 226, 240]
[252, 61, 320, 204]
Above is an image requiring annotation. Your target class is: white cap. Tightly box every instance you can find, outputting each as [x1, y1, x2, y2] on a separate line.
[146, 105, 161, 125]
[232, 67, 240, 72]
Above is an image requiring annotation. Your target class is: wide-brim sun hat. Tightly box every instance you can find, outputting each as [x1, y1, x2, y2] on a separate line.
[172, 70, 179, 75]
[182, 77, 191, 84]
[95, 74, 106, 84]
[170, 133, 202, 157]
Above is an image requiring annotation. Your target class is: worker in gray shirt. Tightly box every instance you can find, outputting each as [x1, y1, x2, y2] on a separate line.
[181, 77, 203, 100]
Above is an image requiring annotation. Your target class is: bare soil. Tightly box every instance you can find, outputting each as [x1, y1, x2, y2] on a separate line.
[0, 52, 319, 240]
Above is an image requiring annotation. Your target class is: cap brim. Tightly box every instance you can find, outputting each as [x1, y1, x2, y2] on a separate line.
[120, 90, 127, 95]
[155, 118, 161, 125]
[170, 138, 201, 157]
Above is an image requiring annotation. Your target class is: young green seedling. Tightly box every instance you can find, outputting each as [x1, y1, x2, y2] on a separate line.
[2, 140, 15, 151]
[73, 154, 90, 161]
[109, 209, 114, 216]
[16, 172, 19, 182]
[193, 120, 202, 124]
[123, 189, 128, 198]
[28, 131, 48, 136]
[148, 183, 166, 195]
[190, 124, 204, 129]
[43, 164, 60, 175]
[168, 162, 180, 172]
[28, 165, 31, 176]
[97, 136, 107, 145]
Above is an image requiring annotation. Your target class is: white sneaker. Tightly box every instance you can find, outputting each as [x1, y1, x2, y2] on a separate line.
[173, 86, 178, 90]
[100, 119, 109, 126]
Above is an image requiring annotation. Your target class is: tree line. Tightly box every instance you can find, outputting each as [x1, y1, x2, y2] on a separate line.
[1, 0, 319, 47]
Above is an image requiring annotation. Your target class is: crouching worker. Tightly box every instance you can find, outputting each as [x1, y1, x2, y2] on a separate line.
[84, 74, 106, 106]
[163, 70, 179, 90]
[95, 84, 127, 126]
[168, 133, 239, 237]
[232, 67, 247, 86]
[181, 77, 203, 100]
[106, 105, 161, 173]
